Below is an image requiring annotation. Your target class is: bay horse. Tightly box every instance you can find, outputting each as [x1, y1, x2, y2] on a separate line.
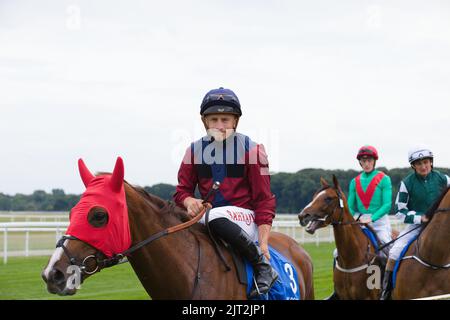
[298, 175, 385, 300]
[392, 186, 450, 299]
[42, 157, 314, 299]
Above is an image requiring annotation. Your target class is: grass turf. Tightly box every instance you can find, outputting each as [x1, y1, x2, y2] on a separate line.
[0, 243, 335, 300]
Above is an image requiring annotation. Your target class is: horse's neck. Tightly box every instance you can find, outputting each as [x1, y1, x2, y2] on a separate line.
[126, 192, 198, 299]
[419, 194, 450, 265]
[333, 208, 368, 266]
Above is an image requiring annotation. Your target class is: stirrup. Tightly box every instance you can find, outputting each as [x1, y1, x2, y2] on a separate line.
[248, 271, 278, 298]
[380, 289, 391, 300]
[252, 276, 262, 295]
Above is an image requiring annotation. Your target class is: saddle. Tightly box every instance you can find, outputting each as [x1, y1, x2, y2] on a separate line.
[215, 238, 301, 300]
[360, 225, 388, 271]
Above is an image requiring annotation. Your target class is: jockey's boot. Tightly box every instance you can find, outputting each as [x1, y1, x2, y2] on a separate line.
[209, 218, 279, 298]
[380, 258, 396, 300]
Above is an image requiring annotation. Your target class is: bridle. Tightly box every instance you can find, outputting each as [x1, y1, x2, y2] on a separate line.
[55, 182, 221, 297]
[55, 235, 122, 275]
[306, 186, 377, 274]
[311, 186, 363, 227]
[56, 204, 210, 276]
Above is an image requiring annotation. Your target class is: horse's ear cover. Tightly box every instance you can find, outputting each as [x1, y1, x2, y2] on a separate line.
[78, 158, 95, 187]
[110, 157, 124, 193]
[68, 157, 131, 258]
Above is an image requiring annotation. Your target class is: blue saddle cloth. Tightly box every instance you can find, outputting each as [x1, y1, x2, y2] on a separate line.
[360, 226, 379, 251]
[245, 245, 300, 300]
[392, 235, 419, 288]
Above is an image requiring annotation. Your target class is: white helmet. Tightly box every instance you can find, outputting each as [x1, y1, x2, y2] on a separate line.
[408, 146, 434, 164]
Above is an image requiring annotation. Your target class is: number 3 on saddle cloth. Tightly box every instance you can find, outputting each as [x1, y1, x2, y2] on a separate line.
[245, 245, 301, 300]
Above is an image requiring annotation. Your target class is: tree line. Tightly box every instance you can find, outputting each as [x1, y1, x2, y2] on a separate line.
[1, 167, 449, 213]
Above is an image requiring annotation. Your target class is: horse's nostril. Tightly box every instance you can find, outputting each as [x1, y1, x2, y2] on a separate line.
[298, 213, 311, 227]
[49, 269, 66, 285]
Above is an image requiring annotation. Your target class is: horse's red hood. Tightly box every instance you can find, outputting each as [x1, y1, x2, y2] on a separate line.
[66, 157, 131, 258]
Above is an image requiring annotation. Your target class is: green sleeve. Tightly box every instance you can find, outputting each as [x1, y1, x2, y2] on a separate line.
[347, 179, 357, 216]
[372, 175, 392, 222]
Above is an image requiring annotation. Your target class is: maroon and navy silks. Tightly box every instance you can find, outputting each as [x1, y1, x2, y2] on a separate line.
[173, 133, 276, 226]
[66, 157, 131, 258]
[355, 172, 385, 210]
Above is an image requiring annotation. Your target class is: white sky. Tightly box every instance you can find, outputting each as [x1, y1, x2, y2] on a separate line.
[1, 0, 449, 195]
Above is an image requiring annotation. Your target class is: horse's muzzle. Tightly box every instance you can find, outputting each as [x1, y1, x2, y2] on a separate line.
[298, 211, 324, 234]
[42, 268, 77, 296]
[298, 211, 313, 227]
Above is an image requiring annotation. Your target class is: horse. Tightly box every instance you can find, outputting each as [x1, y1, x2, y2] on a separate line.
[42, 157, 314, 300]
[392, 186, 450, 299]
[298, 175, 386, 300]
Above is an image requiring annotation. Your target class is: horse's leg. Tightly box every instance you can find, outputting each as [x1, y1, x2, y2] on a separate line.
[269, 232, 315, 300]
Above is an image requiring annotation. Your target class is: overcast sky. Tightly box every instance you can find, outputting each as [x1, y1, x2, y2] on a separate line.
[1, 0, 449, 195]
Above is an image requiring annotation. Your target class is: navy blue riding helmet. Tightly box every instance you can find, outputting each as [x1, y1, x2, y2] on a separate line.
[200, 87, 242, 116]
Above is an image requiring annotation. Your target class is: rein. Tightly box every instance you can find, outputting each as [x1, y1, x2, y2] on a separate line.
[378, 206, 450, 254]
[57, 181, 221, 300]
[434, 207, 450, 214]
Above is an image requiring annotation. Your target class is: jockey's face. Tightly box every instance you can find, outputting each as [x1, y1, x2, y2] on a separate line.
[412, 158, 432, 177]
[359, 156, 375, 173]
[203, 113, 238, 141]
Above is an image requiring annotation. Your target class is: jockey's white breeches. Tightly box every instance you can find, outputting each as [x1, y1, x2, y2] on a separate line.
[388, 224, 422, 261]
[198, 205, 259, 242]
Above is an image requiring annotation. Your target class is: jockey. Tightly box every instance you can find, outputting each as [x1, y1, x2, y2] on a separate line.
[380, 146, 450, 300]
[173, 87, 279, 298]
[327, 145, 392, 300]
[348, 145, 393, 249]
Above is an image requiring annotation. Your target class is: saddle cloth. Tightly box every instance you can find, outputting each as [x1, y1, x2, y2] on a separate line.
[244, 245, 301, 300]
[392, 235, 420, 288]
[361, 226, 380, 250]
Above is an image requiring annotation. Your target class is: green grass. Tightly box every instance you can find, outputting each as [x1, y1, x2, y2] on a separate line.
[302, 243, 334, 299]
[0, 256, 149, 300]
[0, 243, 335, 300]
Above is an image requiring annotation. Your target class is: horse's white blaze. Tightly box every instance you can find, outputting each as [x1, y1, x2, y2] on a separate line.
[43, 240, 68, 279]
[303, 190, 326, 211]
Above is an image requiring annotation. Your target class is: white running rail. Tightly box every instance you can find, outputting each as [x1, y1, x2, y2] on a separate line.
[0, 214, 406, 264]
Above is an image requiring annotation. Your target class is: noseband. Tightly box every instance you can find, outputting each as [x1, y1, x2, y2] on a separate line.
[55, 235, 115, 275]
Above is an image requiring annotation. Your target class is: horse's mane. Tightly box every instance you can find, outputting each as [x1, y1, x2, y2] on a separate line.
[95, 172, 191, 223]
[425, 186, 450, 219]
[126, 183, 192, 223]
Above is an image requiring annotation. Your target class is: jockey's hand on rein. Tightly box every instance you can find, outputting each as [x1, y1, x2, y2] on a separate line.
[360, 216, 372, 224]
[184, 197, 204, 218]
